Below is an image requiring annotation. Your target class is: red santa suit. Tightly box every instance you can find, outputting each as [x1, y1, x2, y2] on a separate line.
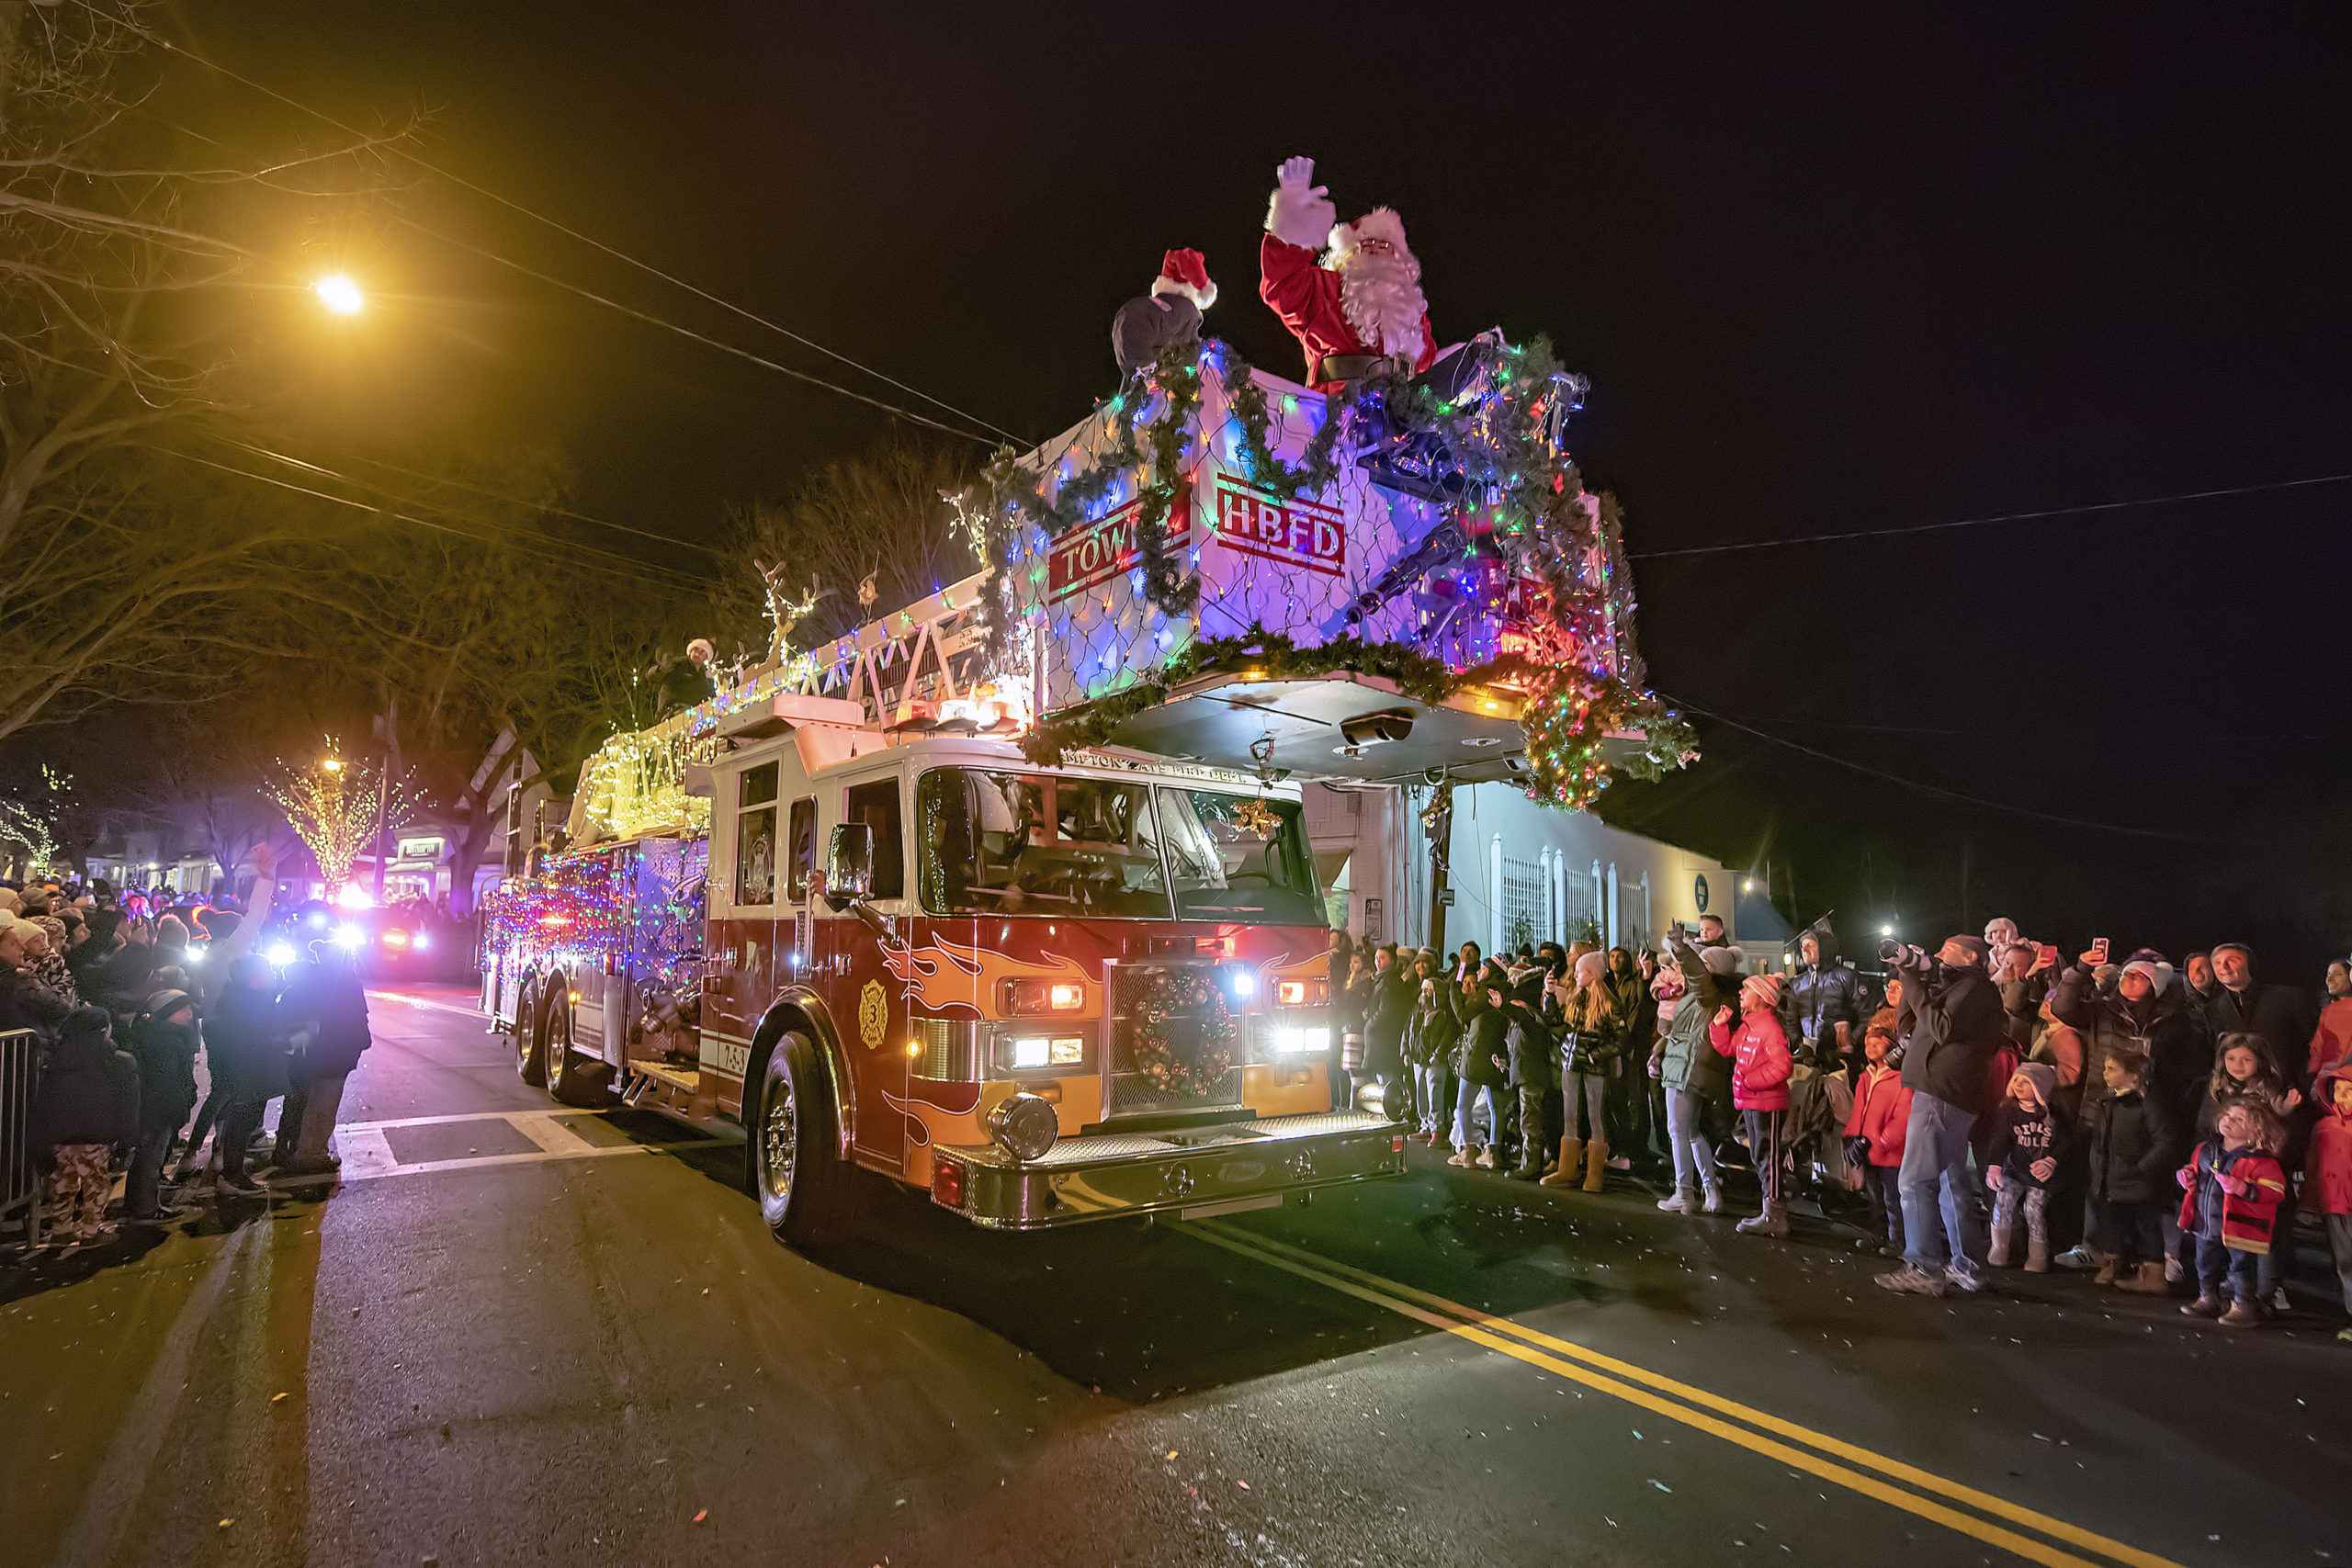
[1258, 232, 1438, 393]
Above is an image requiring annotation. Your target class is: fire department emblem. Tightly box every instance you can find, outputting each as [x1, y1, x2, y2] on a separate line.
[857, 979, 888, 1048]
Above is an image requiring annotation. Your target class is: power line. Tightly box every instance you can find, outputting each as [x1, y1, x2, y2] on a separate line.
[1627, 471, 2352, 560]
[162, 446, 711, 591]
[215, 436, 732, 560]
[97, 2, 1022, 446]
[1659, 694, 2207, 841]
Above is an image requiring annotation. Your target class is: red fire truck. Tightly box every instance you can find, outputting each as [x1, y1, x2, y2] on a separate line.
[481, 676, 1408, 1244]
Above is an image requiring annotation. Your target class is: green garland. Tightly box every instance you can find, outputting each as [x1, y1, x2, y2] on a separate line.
[1219, 347, 1351, 503]
[1131, 966, 1237, 1100]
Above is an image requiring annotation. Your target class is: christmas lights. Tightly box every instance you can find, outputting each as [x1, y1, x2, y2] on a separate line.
[265, 742, 416, 892]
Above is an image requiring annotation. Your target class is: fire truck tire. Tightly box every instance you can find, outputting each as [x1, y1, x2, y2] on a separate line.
[544, 999, 587, 1100]
[513, 980, 548, 1087]
[751, 1031, 859, 1247]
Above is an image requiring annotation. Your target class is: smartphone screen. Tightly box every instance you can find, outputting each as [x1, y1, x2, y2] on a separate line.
[2091, 937, 2110, 963]
[2038, 944, 2059, 966]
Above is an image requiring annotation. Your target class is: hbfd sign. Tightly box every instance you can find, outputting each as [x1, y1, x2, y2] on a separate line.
[1046, 489, 1193, 604]
[1211, 478, 1346, 577]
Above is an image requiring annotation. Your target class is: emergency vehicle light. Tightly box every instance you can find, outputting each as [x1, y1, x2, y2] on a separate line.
[1001, 978, 1087, 1015]
[1276, 977, 1331, 1006]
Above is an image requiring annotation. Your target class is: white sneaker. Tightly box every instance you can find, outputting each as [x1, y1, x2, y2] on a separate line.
[2273, 1287, 2291, 1314]
[1445, 1147, 1472, 1168]
[2164, 1254, 2183, 1283]
[1657, 1191, 1690, 1213]
[2052, 1244, 2099, 1270]
[1702, 1185, 1723, 1213]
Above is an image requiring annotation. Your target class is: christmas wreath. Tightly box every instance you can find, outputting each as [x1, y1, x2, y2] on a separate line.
[1130, 966, 1238, 1100]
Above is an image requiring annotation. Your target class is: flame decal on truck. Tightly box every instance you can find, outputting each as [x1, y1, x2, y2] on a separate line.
[881, 1077, 988, 1150]
[880, 939, 1092, 1016]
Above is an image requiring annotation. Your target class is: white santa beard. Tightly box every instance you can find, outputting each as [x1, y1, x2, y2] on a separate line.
[1336, 251, 1429, 358]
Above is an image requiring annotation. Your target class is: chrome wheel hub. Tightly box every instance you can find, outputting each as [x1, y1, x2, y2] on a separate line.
[763, 1077, 797, 1201]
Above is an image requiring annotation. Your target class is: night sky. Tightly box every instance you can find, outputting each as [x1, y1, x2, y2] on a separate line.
[168, 5, 2352, 968]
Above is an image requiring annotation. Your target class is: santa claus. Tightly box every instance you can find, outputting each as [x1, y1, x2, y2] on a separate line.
[1258, 155, 1440, 392]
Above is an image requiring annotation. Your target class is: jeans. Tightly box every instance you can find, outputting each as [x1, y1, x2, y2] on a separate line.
[2195, 1234, 2260, 1304]
[1860, 1165, 1904, 1247]
[1663, 1087, 1719, 1196]
[1744, 1108, 1784, 1212]
[124, 1100, 186, 1220]
[1453, 1080, 1502, 1149]
[2258, 1204, 2296, 1303]
[182, 1084, 227, 1168]
[1899, 1092, 1985, 1275]
[1563, 1068, 1609, 1143]
[1415, 1063, 1449, 1134]
[218, 1096, 270, 1180]
[290, 1072, 349, 1163]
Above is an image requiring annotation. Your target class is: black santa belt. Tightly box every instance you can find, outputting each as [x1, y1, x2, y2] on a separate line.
[1314, 352, 1410, 385]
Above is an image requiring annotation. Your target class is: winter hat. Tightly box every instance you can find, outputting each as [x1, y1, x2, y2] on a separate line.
[0, 887, 17, 914]
[30, 915, 66, 950]
[1700, 943, 1745, 977]
[1151, 248, 1217, 310]
[1740, 972, 1782, 1010]
[2120, 957, 2174, 996]
[154, 913, 189, 947]
[1573, 951, 1609, 987]
[2010, 1062, 2057, 1105]
[145, 988, 194, 1022]
[1942, 934, 1988, 965]
[60, 1004, 111, 1039]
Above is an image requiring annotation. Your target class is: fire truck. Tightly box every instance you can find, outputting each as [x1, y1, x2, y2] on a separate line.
[481, 341, 1657, 1245]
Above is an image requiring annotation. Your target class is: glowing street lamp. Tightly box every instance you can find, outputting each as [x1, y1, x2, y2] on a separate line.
[313, 274, 365, 315]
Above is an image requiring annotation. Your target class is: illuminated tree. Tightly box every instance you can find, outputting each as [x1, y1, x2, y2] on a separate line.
[265, 743, 417, 893]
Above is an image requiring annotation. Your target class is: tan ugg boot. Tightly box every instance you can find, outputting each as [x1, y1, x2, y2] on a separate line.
[1541, 1138, 1582, 1189]
[1987, 1222, 2015, 1268]
[1582, 1137, 1609, 1191]
[2024, 1235, 2051, 1273]
[2117, 1261, 2169, 1294]
[2093, 1253, 2120, 1286]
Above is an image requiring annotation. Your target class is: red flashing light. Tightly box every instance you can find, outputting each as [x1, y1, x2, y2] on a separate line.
[931, 1157, 967, 1211]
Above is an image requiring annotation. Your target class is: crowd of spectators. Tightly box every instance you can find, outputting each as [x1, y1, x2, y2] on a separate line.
[1329, 913, 2352, 1343]
[0, 842, 374, 1250]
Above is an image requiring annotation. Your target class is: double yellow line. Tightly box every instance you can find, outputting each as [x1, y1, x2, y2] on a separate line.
[1189, 1220, 2181, 1568]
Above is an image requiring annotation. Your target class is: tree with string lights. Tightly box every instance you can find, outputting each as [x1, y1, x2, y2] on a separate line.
[264, 744, 417, 895]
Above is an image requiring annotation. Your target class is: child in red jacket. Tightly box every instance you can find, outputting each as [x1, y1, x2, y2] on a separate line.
[2178, 1100, 2289, 1328]
[2306, 1063, 2352, 1343]
[1845, 1024, 1912, 1257]
[1712, 972, 1794, 1239]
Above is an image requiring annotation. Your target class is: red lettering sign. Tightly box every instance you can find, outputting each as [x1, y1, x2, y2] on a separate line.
[1046, 491, 1193, 604]
[1211, 478, 1346, 576]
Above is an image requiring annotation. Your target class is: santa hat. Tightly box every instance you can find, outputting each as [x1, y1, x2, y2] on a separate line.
[1150, 248, 1217, 310]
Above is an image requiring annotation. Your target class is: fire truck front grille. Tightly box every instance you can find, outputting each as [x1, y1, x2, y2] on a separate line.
[1103, 961, 1246, 1117]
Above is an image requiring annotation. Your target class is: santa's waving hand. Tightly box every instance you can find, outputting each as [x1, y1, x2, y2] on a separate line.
[1259, 155, 1439, 392]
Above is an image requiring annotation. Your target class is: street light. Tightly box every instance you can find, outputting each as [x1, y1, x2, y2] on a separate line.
[313, 275, 364, 315]
[1881, 923, 1895, 936]
[322, 757, 343, 773]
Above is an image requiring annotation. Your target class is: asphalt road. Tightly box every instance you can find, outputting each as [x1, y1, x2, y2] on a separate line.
[5, 987, 2347, 1568]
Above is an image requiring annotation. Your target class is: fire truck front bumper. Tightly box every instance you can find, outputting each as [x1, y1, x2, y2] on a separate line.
[929, 1111, 1407, 1230]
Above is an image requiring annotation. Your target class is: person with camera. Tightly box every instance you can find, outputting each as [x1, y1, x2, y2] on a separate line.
[1876, 933, 2006, 1296]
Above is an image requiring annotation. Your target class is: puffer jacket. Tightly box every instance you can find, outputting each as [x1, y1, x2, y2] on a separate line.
[2047, 964, 2207, 1115]
[30, 1010, 139, 1150]
[2303, 1062, 2352, 1215]
[279, 957, 372, 1077]
[1456, 997, 1510, 1089]
[1559, 987, 1628, 1077]
[128, 1010, 203, 1128]
[1844, 1062, 1912, 1167]
[1655, 932, 1733, 1099]
[1403, 1001, 1460, 1072]
[1789, 957, 1863, 1052]
[1709, 1006, 1793, 1111]
[2085, 1086, 2183, 1206]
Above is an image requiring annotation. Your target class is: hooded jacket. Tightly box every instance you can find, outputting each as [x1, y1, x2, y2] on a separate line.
[2086, 1082, 2183, 1207]
[1898, 959, 2007, 1108]
[30, 1008, 139, 1149]
[205, 971, 290, 1099]
[1845, 1060, 1912, 1166]
[2048, 962, 2208, 1116]
[1456, 990, 1510, 1089]
[1788, 937, 1863, 1050]
[1655, 931, 1734, 1098]
[1985, 1062, 2064, 1187]
[1403, 995, 1460, 1072]
[1360, 964, 1415, 1077]
[2304, 1062, 2352, 1216]
[129, 1000, 203, 1126]
[2177, 1139, 2288, 1253]
[1709, 1004, 1793, 1111]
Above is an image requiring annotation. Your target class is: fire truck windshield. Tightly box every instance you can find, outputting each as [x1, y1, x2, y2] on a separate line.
[914, 769, 1324, 926]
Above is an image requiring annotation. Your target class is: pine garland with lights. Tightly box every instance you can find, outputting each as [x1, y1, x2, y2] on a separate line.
[1129, 965, 1237, 1100]
[1218, 347, 1351, 503]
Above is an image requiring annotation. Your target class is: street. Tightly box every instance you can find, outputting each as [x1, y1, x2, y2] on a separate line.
[5, 987, 2346, 1568]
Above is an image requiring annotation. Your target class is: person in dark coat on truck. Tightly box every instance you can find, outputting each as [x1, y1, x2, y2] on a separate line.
[1877, 935, 2006, 1297]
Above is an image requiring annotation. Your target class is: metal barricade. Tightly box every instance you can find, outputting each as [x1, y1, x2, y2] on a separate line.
[0, 1027, 40, 1226]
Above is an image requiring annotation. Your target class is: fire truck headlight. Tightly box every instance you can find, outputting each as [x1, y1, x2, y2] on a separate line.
[987, 1092, 1058, 1163]
[1271, 1024, 1330, 1055]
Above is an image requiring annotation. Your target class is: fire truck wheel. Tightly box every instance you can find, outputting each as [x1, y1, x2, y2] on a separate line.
[752, 1031, 857, 1247]
[544, 1000, 584, 1100]
[513, 981, 547, 1087]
